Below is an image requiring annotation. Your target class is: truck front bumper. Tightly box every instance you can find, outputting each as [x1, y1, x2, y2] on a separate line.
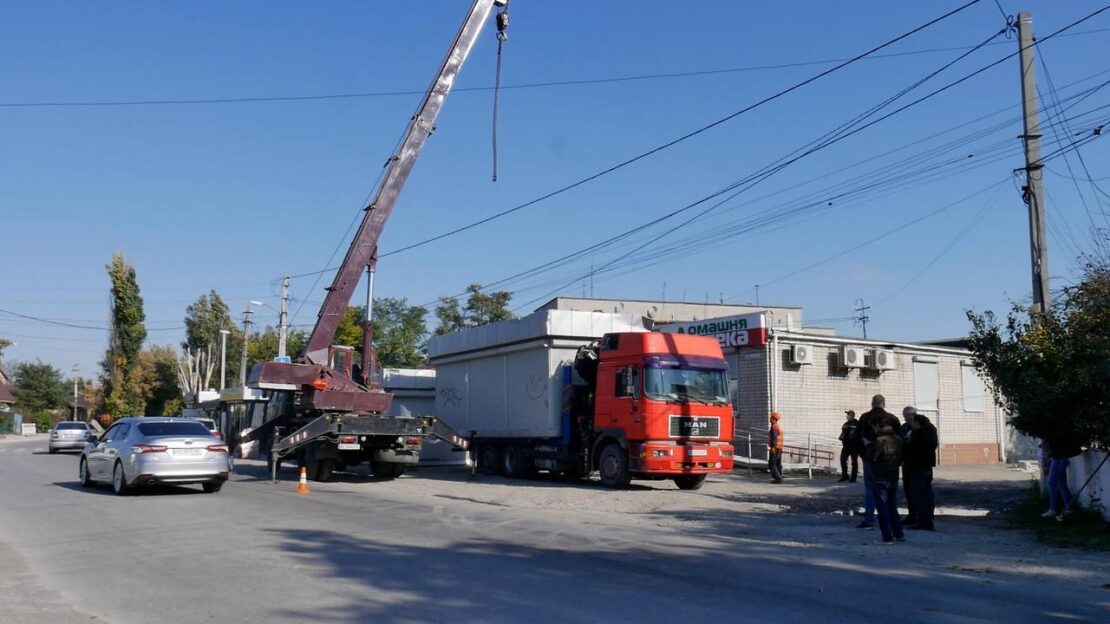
[630, 441, 734, 474]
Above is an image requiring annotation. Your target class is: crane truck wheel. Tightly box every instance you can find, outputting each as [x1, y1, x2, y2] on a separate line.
[372, 462, 405, 480]
[598, 444, 632, 489]
[673, 474, 707, 491]
[316, 459, 335, 482]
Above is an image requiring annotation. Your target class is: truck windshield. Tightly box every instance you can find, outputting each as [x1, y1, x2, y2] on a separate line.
[644, 367, 728, 405]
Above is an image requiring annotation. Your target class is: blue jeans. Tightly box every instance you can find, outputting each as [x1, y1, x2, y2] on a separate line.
[862, 460, 875, 524]
[1047, 458, 1072, 513]
[871, 477, 904, 542]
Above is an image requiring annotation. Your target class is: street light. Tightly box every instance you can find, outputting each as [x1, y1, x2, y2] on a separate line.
[219, 330, 230, 390]
[250, 299, 288, 360]
[71, 364, 80, 422]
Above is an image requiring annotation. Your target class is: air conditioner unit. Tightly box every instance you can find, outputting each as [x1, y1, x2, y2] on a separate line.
[871, 349, 896, 371]
[790, 344, 814, 365]
[840, 345, 865, 368]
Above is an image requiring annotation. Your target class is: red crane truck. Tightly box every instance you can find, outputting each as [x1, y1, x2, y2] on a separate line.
[242, 0, 510, 481]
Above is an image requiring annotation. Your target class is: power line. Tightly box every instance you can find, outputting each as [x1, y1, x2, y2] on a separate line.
[511, 25, 1015, 310]
[373, 0, 989, 261]
[12, 23, 1110, 110]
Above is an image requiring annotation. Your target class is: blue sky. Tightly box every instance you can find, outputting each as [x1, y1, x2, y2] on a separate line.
[2, 0, 1109, 377]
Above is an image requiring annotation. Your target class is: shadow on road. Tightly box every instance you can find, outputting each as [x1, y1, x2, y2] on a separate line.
[51, 481, 206, 497]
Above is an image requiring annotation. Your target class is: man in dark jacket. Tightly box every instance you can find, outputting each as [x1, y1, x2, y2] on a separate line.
[866, 423, 906, 544]
[904, 412, 938, 531]
[838, 410, 859, 482]
[901, 407, 918, 526]
[853, 394, 899, 529]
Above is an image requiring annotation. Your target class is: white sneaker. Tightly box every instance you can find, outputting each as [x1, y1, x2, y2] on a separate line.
[1041, 510, 1056, 519]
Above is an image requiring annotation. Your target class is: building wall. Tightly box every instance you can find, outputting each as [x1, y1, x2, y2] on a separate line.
[733, 337, 1002, 465]
[539, 297, 803, 327]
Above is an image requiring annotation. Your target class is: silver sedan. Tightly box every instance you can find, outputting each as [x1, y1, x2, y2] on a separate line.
[79, 417, 230, 495]
[49, 421, 91, 453]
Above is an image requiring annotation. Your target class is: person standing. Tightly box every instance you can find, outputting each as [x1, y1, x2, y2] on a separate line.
[768, 412, 784, 484]
[853, 394, 898, 529]
[905, 413, 938, 531]
[901, 406, 918, 526]
[838, 410, 859, 482]
[866, 423, 906, 544]
[1043, 435, 1082, 521]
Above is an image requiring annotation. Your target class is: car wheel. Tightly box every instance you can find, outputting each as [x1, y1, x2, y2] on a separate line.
[112, 461, 131, 496]
[48, 447, 57, 455]
[78, 457, 93, 487]
[202, 482, 223, 494]
[477, 445, 503, 476]
[598, 444, 632, 489]
[674, 474, 707, 491]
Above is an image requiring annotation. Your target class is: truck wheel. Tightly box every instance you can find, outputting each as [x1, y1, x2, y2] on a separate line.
[372, 462, 405, 480]
[478, 445, 503, 476]
[316, 459, 335, 482]
[502, 445, 534, 479]
[674, 474, 707, 491]
[598, 444, 631, 489]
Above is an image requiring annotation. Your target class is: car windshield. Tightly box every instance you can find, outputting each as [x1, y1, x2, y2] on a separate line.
[56, 422, 88, 430]
[644, 366, 728, 405]
[136, 422, 212, 437]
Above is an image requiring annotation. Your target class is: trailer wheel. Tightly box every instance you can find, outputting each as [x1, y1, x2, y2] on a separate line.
[674, 474, 707, 491]
[598, 444, 631, 489]
[477, 445, 503, 476]
[372, 462, 405, 480]
[502, 445, 534, 479]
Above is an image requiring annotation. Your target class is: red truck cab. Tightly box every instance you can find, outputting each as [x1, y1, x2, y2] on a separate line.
[591, 332, 735, 489]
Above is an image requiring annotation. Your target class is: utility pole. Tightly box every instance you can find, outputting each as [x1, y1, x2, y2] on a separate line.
[219, 329, 230, 390]
[278, 276, 290, 359]
[854, 298, 871, 339]
[1017, 11, 1050, 315]
[239, 307, 253, 387]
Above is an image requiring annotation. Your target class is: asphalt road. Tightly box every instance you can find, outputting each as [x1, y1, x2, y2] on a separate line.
[0, 435, 1106, 624]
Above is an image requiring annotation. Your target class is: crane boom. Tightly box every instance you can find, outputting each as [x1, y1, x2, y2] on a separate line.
[302, 0, 503, 366]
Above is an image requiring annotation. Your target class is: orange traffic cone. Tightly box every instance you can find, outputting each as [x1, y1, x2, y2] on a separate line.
[296, 466, 311, 494]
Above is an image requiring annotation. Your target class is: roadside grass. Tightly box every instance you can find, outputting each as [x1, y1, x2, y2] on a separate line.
[1003, 482, 1110, 551]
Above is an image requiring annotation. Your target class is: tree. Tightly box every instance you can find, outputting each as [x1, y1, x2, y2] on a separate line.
[329, 300, 428, 368]
[334, 306, 365, 349]
[101, 253, 147, 418]
[435, 284, 513, 335]
[371, 298, 428, 368]
[967, 261, 1110, 450]
[0, 337, 11, 364]
[134, 346, 183, 416]
[183, 290, 241, 377]
[13, 361, 68, 430]
[246, 326, 307, 369]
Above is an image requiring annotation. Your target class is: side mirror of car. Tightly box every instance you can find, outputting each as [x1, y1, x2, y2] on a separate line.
[85, 433, 99, 444]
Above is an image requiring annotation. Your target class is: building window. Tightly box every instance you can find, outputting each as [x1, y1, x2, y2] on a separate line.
[913, 360, 939, 412]
[962, 364, 986, 412]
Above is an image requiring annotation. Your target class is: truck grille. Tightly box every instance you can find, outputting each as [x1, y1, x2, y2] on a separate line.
[668, 416, 720, 439]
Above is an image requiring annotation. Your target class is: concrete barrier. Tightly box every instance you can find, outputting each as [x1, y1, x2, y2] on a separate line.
[1066, 449, 1109, 521]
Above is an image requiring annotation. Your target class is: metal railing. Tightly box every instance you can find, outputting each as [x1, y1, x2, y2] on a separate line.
[734, 426, 840, 478]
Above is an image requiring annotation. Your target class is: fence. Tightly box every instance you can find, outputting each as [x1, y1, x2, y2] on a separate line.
[734, 426, 840, 478]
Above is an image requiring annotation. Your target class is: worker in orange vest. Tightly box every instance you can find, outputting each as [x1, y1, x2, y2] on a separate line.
[768, 412, 784, 483]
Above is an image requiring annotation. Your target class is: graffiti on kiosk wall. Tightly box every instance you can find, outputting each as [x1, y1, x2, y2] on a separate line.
[439, 386, 463, 408]
[526, 374, 549, 409]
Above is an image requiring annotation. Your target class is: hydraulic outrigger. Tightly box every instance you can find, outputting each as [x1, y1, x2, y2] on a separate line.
[244, 0, 509, 482]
